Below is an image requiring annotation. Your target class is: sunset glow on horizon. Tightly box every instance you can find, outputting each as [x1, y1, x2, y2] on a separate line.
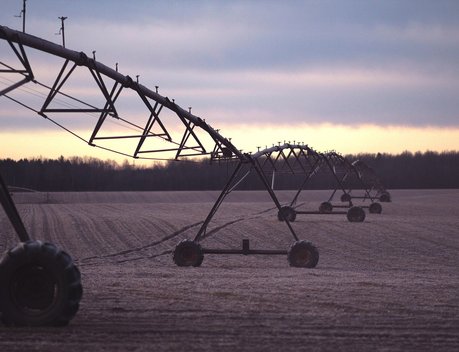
[1, 123, 458, 167]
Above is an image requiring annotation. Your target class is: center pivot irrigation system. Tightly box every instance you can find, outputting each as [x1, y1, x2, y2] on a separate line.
[269, 148, 386, 224]
[0, 26, 390, 326]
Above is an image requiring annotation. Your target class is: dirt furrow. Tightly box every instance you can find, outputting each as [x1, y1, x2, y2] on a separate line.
[1, 190, 459, 352]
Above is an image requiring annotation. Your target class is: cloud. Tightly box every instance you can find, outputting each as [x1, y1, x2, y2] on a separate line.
[1, 0, 459, 138]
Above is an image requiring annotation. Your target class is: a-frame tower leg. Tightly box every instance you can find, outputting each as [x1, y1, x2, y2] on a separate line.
[0, 170, 30, 242]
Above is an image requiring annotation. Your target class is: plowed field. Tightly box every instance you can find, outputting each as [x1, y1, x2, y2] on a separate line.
[1, 190, 458, 351]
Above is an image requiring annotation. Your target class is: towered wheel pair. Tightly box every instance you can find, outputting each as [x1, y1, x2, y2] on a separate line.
[173, 239, 319, 268]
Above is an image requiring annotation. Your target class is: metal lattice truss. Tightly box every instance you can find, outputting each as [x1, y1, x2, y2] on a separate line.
[0, 25, 241, 162]
[193, 143, 327, 243]
[250, 146, 385, 222]
[324, 152, 378, 203]
[351, 159, 391, 202]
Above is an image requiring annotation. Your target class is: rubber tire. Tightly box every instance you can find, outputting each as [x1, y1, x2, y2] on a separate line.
[340, 193, 351, 202]
[369, 202, 382, 214]
[319, 201, 333, 214]
[379, 192, 391, 203]
[347, 206, 366, 222]
[0, 240, 82, 327]
[287, 241, 319, 268]
[277, 206, 296, 222]
[173, 239, 204, 267]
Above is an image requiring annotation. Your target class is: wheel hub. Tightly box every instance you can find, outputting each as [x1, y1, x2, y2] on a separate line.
[292, 248, 310, 266]
[10, 265, 57, 311]
[180, 247, 198, 264]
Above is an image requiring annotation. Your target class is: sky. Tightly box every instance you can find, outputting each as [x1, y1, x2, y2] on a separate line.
[1, 0, 459, 164]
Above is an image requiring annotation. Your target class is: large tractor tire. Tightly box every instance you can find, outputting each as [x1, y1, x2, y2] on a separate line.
[0, 240, 82, 327]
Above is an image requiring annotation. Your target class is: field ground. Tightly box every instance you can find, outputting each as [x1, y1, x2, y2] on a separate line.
[1, 189, 458, 351]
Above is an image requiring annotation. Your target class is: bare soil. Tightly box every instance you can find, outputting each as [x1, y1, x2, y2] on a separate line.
[1, 189, 458, 351]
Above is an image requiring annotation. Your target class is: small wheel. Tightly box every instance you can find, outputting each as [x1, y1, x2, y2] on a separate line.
[173, 239, 204, 267]
[287, 241, 319, 268]
[379, 192, 391, 202]
[347, 206, 366, 222]
[277, 206, 296, 222]
[369, 202, 382, 214]
[340, 193, 351, 202]
[319, 201, 333, 214]
[0, 240, 83, 327]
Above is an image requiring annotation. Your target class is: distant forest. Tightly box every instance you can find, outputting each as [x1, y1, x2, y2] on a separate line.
[1, 151, 458, 191]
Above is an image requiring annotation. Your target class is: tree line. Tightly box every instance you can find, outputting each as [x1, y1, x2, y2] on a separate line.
[0, 151, 458, 192]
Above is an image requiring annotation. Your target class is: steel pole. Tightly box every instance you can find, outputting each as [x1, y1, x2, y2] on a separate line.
[0, 170, 30, 242]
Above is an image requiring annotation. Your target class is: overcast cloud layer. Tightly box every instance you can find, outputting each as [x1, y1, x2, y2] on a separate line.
[1, 0, 459, 130]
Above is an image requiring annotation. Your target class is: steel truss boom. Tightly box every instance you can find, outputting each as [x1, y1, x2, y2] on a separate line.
[351, 159, 391, 202]
[324, 151, 375, 202]
[0, 25, 242, 161]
